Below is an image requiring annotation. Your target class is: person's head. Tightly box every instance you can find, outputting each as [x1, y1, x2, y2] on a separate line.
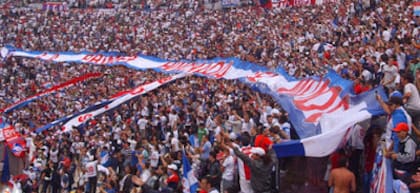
[167, 164, 178, 175]
[209, 151, 217, 163]
[338, 156, 348, 168]
[393, 122, 409, 140]
[400, 72, 414, 85]
[200, 176, 213, 191]
[240, 132, 251, 146]
[250, 147, 266, 160]
[263, 127, 270, 136]
[155, 165, 164, 175]
[266, 114, 273, 124]
[386, 91, 403, 111]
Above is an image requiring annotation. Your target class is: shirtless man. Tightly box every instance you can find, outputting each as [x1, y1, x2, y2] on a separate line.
[328, 157, 356, 193]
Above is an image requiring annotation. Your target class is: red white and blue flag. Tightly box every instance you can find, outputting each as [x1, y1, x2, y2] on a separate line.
[0, 118, 27, 158]
[0, 73, 102, 113]
[370, 148, 393, 193]
[3, 46, 386, 158]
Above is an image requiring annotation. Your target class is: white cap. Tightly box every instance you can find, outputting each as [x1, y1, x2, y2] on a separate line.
[250, 147, 266, 156]
[168, 164, 178, 171]
[229, 132, 237, 140]
[271, 108, 280, 115]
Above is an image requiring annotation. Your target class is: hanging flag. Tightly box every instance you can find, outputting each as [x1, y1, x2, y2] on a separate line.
[7, 137, 26, 158]
[370, 147, 393, 193]
[182, 150, 198, 193]
[2, 125, 27, 158]
[1, 147, 10, 183]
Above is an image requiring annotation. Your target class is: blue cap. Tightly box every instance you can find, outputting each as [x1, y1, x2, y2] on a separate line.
[390, 91, 403, 99]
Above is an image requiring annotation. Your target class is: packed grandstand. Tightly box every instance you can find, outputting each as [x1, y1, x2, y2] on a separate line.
[0, 0, 419, 193]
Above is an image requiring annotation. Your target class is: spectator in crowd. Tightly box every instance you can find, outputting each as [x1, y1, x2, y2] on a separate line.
[328, 157, 356, 193]
[376, 91, 411, 152]
[386, 123, 418, 184]
[224, 132, 274, 193]
[401, 72, 420, 129]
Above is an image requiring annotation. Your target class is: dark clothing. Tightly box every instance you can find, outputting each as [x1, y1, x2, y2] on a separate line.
[207, 160, 222, 189]
[233, 147, 273, 193]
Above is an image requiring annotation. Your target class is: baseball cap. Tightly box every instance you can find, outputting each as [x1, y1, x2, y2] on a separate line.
[250, 147, 266, 156]
[229, 132, 237, 140]
[386, 91, 403, 105]
[168, 164, 178, 171]
[393, 123, 409, 132]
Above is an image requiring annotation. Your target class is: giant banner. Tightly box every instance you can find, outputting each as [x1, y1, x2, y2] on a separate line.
[2, 46, 386, 157]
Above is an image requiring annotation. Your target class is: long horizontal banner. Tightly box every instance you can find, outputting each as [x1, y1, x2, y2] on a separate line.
[0, 72, 103, 113]
[3, 46, 386, 157]
[36, 73, 186, 133]
[271, 0, 337, 8]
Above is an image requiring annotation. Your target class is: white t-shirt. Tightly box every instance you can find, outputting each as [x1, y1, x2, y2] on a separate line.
[382, 64, 398, 88]
[171, 137, 180, 152]
[150, 150, 160, 168]
[383, 29, 391, 42]
[168, 113, 179, 128]
[49, 149, 59, 163]
[241, 118, 255, 133]
[85, 160, 98, 178]
[137, 118, 148, 131]
[222, 155, 235, 181]
[404, 83, 420, 110]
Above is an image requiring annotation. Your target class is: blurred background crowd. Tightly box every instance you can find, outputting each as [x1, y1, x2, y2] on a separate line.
[0, 0, 419, 193]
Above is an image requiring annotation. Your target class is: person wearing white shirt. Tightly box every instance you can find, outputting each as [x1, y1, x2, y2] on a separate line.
[381, 58, 398, 91]
[150, 145, 160, 168]
[401, 73, 420, 129]
[221, 149, 235, 193]
[382, 28, 391, 42]
[137, 115, 148, 136]
[237, 133, 254, 193]
[85, 157, 98, 193]
[170, 134, 180, 152]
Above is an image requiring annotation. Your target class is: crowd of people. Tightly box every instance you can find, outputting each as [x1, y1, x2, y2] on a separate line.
[0, 0, 419, 192]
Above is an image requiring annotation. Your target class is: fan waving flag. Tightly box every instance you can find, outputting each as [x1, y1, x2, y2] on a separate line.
[182, 151, 198, 193]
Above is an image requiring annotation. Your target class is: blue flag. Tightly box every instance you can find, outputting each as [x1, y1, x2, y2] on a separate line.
[182, 151, 198, 193]
[1, 147, 10, 183]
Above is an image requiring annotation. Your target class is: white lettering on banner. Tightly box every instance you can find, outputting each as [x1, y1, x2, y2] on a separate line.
[277, 79, 349, 123]
[292, 0, 312, 6]
[78, 114, 93, 123]
[36, 52, 60, 61]
[81, 54, 137, 65]
[246, 72, 278, 83]
[272, 0, 290, 7]
[160, 61, 232, 79]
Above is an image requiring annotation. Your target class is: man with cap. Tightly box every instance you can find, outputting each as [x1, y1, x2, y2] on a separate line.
[254, 125, 273, 153]
[225, 140, 273, 193]
[385, 123, 418, 182]
[166, 164, 180, 191]
[376, 91, 412, 152]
